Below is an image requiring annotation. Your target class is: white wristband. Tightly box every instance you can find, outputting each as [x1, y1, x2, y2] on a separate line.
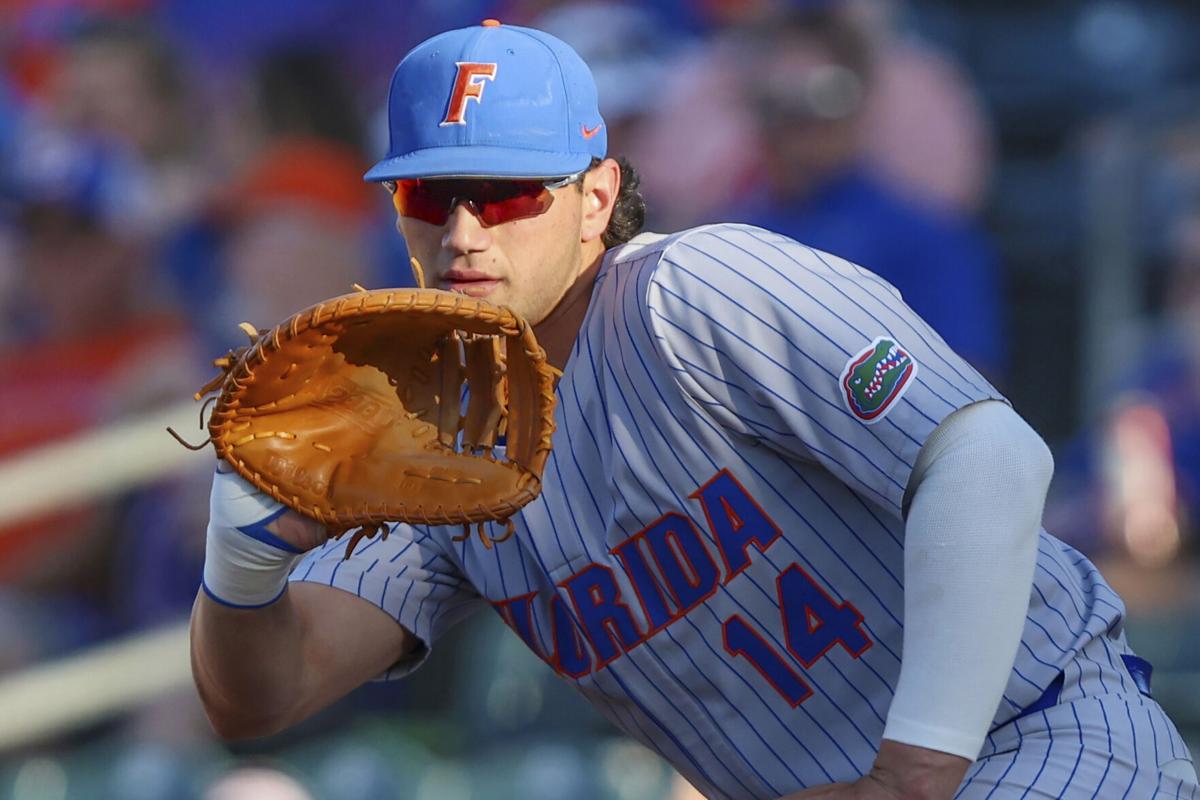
[202, 468, 304, 608]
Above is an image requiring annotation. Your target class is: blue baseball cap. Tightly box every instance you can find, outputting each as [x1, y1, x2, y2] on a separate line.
[365, 19, 607, 182]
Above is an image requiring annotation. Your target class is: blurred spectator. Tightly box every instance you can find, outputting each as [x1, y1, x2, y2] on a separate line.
[620, 24, 762, 230]
[622, 1, 854, 227]
[729, 7, 1006, 379]
[691, 0, 784, 28]
[243, 46, 414, 289]
[112, 459, 209, 630]
[0, 71, 18, 173]
[0, 126, 197, 619]
[505, 0, 775, 31]
[850, 0, 994, 214]
[0, 73, 18, 315]
[42, 19, 215, 237]
[4, 123, 161, 334]
[1055, 207, 1200, 546]
[0, 217, 17, 333]
[533, 2, 682, 159]
[168, 46, 406, 347]
[211, 137, 379, 333]
[159, 0, 470, 89]
[253, 49, 365, 154]
[49, 20, 188, 162]
[1045, 147, 1200, 620]
[628, 3, 1003, 375]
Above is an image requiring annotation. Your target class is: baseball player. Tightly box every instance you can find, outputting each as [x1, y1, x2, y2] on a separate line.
[190, 20, 1199, 800]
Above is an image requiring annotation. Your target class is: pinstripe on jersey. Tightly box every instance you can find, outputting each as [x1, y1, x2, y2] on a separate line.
[291, 224, 1196, 799]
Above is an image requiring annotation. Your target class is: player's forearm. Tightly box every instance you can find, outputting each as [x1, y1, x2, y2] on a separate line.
[190, 470, 317, 737]
[884, 401, 1052, 760]
[190, 590, 311, 739]
[191, 577, 419, 740]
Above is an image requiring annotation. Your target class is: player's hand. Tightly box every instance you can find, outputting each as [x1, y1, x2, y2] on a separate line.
[778, 740, 971, 800]
[266, 508, 333, 552]
[777, 778, 899, 799]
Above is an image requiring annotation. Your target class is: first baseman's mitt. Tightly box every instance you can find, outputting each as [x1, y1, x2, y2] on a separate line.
[179, 286, 558, 557]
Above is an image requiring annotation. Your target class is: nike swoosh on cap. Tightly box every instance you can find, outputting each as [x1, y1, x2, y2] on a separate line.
[581, 123, 603, 139]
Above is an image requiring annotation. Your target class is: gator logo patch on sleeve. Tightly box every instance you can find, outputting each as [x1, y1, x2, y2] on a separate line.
[839, 337, 918, 424]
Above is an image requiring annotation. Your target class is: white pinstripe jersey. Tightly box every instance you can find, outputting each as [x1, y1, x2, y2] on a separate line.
[291, 224, 1194, 799]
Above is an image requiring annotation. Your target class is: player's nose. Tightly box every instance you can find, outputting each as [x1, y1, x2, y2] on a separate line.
[441, 201, 492, 254]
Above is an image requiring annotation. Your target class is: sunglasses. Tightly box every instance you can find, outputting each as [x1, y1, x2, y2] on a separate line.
[382, 170, 585, 227]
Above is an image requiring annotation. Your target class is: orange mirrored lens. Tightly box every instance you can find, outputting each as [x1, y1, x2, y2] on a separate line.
[391, 179, 555, 226]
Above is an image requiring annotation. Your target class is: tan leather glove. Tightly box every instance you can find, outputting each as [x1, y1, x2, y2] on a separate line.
[188, 287, 557, 556]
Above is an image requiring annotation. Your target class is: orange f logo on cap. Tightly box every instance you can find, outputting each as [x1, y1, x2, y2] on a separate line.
[441, 62, 498, 126]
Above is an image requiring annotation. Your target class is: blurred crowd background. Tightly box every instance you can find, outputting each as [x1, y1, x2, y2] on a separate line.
[1, 0, 1199, 797]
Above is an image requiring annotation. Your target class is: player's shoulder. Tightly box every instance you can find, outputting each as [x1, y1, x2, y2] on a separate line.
[608, 221, 790, 266]
[609, 222, 864, 289]
[607, 222, 888, 313]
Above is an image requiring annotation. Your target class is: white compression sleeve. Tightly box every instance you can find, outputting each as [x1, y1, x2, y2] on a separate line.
[882, 400, 1053, 760]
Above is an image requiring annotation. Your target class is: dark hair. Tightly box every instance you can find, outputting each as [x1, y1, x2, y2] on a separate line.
[585, 156, 646, 248]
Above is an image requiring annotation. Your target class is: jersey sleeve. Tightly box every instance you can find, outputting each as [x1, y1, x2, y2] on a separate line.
[289, 524, 482, 679]
[645, 224, 1007, 514]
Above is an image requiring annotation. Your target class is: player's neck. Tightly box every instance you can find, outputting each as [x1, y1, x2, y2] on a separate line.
[533, 248, 605, 373]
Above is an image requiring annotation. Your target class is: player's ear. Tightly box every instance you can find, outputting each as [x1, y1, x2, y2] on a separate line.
[580, 158, 619, 245]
